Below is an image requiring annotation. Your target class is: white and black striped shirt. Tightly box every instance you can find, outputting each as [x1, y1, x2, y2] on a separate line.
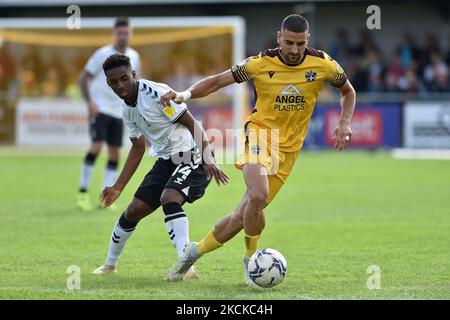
[122, 79, 195, 159]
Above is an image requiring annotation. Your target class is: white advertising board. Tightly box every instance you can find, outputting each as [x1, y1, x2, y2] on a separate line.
[404, 101, 450, 149]
[16, 98, 129, 148]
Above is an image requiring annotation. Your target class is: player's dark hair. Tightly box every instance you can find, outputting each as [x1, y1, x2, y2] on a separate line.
[102, 54, 131, 75]
[114, 16, 129, 28]
[281, 14, 309, 33]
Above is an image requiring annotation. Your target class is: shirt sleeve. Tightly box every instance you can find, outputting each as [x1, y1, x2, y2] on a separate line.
[125, 120, 143, 141]
[134, 53, 142, 78]
[152, 82, 188, 123]
[230, 54, 262, 83]
[323, 51, 348, 88]
[123, 109, 143, 141]
[84, 49, 102, 76]
[165, 101, 188, 123]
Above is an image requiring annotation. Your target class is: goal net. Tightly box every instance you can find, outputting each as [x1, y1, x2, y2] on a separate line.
[0, 17, 247, 151]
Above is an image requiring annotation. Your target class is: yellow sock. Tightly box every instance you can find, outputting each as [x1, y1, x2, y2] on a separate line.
[244, 233, 261, 258]
[197, 230, 223, 255]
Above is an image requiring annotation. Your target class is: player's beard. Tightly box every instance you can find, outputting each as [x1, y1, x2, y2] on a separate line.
[280, 49, 302, 64]
[286, 53, 301, 63]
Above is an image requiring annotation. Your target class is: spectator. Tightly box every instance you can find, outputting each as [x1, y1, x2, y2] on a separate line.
[385, 51, 405, 92]
[329, 29, 351, 68]
[397, 33, 419, 69]
[423, 51, 449, 92]
[348, 54, 368, 92]
[352, 30, 377, 57]
[418, 33, 441, 70]
[366, 48, 385, 92]
[398, 60, 422, 93]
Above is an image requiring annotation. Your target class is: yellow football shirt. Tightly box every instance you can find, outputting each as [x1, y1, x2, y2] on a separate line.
[231, 47, 347, 152]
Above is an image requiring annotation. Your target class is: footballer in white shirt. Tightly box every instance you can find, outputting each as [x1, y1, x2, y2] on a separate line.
[92, 53, 229, 278]
[77, 17, 141, 212]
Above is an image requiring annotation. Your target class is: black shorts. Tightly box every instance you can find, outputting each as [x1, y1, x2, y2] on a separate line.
[90, 113, 123, 147]
[134, 148, 212, 209]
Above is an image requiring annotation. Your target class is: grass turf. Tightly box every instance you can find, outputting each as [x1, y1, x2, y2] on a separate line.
[0, 148, 449, 299]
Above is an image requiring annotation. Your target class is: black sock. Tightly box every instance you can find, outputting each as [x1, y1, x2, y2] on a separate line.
[118, 212, 138, 231]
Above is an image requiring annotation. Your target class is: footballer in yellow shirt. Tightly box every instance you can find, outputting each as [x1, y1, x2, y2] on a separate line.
[161, 14, 356, 283]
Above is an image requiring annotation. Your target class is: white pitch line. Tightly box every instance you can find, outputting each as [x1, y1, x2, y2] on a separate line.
[0, 286, 230, 299]
[391, 148, 450, 160]
[0, 286, 319, 299]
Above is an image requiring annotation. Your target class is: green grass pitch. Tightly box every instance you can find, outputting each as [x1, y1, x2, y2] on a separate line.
[0, 148, 449, 299]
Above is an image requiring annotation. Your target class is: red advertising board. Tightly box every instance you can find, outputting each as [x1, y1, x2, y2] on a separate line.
[324, 110, 382, 147]
[204, 108, 234, 146]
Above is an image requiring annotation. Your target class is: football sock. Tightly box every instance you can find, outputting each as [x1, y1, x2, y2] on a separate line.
[79, 152, 97, 192]
[105, 212, 137, 267]
[244, 233, 261, 259]
[162, 202, 189, 258]
[102, 160, 118, 190]
[197, 230, 223, 256]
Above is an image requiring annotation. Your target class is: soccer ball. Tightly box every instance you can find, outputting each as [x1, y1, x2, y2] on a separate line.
[248, 248, 287, 288]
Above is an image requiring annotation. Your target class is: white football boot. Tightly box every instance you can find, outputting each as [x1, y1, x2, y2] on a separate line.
[92, 264, 117, 274]
[183, 265, 199, 280]
[243, 257, 251, 286]
[167, 242, 199, 282]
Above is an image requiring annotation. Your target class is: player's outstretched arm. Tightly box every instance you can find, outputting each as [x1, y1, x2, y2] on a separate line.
[177, 110, 229, 186]
[333, 80, 356, 151]
[101, 136, 146, 207]
[160, 70, 235, 107]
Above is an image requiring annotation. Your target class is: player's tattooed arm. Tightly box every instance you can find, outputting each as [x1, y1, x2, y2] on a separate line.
[333, 80, 356, 151]
[159, 70, 236, 106]
[177, 111, 229, 186]
[101, 136, 146, 207]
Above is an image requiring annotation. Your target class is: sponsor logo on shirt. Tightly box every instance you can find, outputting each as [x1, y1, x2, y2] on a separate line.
[305, 70, 317, 82]
[161, 104, 176, 118]
[280, 84, 301, 95]
[274, 84, 306, 112]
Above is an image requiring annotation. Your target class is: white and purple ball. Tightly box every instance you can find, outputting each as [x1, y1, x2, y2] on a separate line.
[248, 248, 287, 288]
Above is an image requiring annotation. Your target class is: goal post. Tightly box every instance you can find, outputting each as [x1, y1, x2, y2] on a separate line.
[0, 16, 247, 150]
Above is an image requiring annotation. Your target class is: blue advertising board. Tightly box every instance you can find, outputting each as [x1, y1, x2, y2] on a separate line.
[303, 103, 402, 149]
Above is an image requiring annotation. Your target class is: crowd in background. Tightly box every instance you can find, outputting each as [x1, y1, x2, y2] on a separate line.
[1, 30, 450, 99]
[326, 30, 450, 93]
